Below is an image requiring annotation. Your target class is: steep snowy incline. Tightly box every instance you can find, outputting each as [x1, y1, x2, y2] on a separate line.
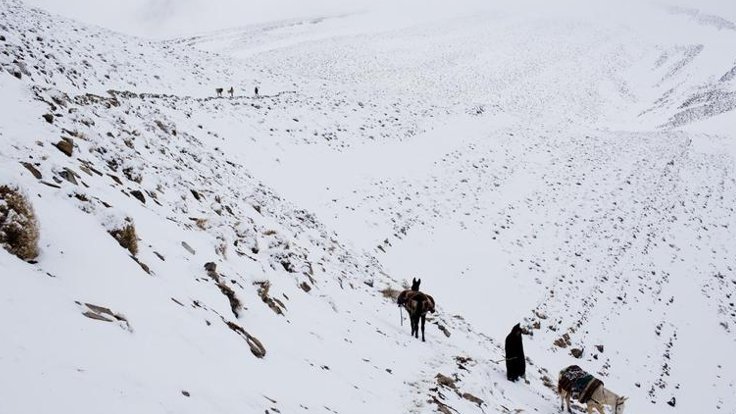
[2, 0, 736, 413]
[0, 1, 562, 414]
[185, 1, 736, 413]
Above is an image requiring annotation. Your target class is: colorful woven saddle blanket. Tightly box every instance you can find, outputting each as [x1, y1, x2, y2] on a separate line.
[559, 365, 603, 404]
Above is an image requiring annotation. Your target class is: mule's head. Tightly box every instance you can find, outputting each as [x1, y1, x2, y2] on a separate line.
[411, 278, 421, 291]
[614, 396, 627, 414]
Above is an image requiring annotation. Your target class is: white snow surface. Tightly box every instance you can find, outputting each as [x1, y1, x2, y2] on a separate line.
[1, 0, 736, 413]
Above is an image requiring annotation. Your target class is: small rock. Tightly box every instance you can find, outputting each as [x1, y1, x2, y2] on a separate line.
[181, 390, 190, 397]
[299, 281, 312, 292]
[435, 373, 457, 389]
[181, 241, 196, 255]
[130, 190, 145, 204]
[55, 137, 74, 157]
[204, 262, 217, 272]
[462, 392, 484, 407]
[554, 337, 568, 348]
[59, 168, 78, 185]
[15, 61, 31, 77]
[42, 113, 54, 124]
[595, 344, 604, 353]
[21, 162, 42, 179]
[570, 348, 584, 358]
[667, 397, 676, 407]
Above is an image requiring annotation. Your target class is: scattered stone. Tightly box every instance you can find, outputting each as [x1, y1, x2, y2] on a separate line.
[226, 321, 266, 358]
[595, 344, 604, 353]
[130, 190, 145, 204]
[541, 375, 556, 390]
[299, 281, 312, 293]
[570, 348, 584, 358]
[181, 241, 195, 255]
[462, 392, 484, 407]
[133, 257, 151, 275]
[435, 373, 457, 389]
[181, 390, 190, 397]
[205, 265, 241, 317]
[554, 333, 571, 348]
[79, 302, 131, 330]
[82, 311, 111, 321]
[42, 113, 54, 124]
[40, 180, 61, 189]
[21, 162, 42, 179]
[58, 168, 78, 185]
[108, 174, 122, 185]
[437, 324, 451, 337]
[256, 280, 285, 315]
[55, 137, 74, 157]
[190, 189, 202, 201]
[667, 397, 676, 407]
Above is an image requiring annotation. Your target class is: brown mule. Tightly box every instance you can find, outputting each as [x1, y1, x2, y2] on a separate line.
[397, 278, 436, 341]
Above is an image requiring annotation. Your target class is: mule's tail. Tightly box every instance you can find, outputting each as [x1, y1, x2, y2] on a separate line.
[557, 370, 565, 395]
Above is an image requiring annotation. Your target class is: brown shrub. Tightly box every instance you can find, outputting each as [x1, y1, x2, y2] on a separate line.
[380, 286, 401, 300]
[0, 185, 40, 261]
[109, 220, 138, 256]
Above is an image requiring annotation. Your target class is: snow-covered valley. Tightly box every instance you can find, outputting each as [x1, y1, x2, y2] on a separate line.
[1, 0, 735, 413]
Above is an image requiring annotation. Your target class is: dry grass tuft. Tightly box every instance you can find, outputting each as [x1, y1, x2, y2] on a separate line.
[380, 286, 401, 300]
[0, 185, 40, 261]
[109, 220, 138, 256]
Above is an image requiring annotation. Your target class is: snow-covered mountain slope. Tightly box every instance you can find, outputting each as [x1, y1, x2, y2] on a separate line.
[1, 0, 736, 413]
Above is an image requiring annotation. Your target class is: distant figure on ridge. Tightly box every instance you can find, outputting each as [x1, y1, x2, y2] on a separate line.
[215, 87, 223, 97]
[254, 86, 259, 97]
[505, 323, 526, 381]
[228, 86, 234, 97]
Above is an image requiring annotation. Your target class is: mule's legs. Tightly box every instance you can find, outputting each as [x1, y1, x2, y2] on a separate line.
[421, 313, 426, 342]
[559, 391, 564, 412]
[565, 392, 572, 413]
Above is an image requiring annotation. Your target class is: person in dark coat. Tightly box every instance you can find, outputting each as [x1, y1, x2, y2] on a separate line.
[505, 323, 525, 381]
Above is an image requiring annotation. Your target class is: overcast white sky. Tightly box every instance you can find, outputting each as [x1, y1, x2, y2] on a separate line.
[22, 0, 736, 39]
